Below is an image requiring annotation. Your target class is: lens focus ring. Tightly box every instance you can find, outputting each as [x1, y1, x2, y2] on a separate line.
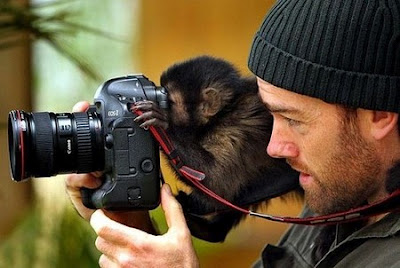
[31, 112, 54, 177]
[74, 113, 93, 172]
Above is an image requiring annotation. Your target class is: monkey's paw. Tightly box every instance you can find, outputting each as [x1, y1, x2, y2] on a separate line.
[131, 100, 169, 129]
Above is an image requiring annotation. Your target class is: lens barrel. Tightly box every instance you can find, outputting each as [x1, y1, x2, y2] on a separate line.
[8, 110, 104, 181]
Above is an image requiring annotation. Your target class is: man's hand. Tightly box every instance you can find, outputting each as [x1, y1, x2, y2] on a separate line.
[65, 172, 103, 220]
[64, 101, 102, 220]
[91, 184, 199, 268]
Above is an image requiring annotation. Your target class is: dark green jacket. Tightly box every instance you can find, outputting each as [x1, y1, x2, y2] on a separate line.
[253, 207, 400, 267]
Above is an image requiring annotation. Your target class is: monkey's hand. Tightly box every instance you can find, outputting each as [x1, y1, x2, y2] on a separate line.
[176, 190, 219, 215]
[176, 191, 197, 212]
[131, 100, 169, 129]
[176, 190, 243, 242]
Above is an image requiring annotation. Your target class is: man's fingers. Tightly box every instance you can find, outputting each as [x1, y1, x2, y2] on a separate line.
[65, 173, 102, 190]
[90, 210, 151, 245]
[95, 237, 121, 262]
[72, 101, 90, 112]
[98, 254, 119, 268]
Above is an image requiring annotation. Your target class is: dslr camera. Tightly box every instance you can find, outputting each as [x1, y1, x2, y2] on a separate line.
[8, 75, 168, 210]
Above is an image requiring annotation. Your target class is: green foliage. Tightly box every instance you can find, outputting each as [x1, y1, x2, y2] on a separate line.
[0, 0, 121, 80]
[0, 205, 100, 267]
[54, 207, 100, 268]
[0, 209, 40, 267]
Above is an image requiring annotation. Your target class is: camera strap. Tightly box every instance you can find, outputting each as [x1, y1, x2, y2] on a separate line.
[133, 110, 400, 225]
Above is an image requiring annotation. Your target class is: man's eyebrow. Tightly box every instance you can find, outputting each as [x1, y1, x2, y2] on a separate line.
[263, 101, 301, 115]
[257, 92, 305, 115]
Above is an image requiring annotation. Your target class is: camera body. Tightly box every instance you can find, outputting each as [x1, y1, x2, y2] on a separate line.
[8, 75, 168, 210]
[84, 75, 167, 210]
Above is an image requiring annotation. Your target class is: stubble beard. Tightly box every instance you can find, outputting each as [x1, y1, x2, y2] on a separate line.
[301, 119, 382, 215]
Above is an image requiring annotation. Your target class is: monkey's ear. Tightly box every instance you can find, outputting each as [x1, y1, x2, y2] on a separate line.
[201, 88, 222, 117]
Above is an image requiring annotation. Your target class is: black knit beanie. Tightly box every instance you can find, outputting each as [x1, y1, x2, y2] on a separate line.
[248, 0, 400, 112]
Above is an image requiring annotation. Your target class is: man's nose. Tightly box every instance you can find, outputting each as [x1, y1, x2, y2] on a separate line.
[267, 128, 299, 159]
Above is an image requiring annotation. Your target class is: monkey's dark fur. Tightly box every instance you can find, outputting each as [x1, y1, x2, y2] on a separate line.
[135, 56, 299, 242]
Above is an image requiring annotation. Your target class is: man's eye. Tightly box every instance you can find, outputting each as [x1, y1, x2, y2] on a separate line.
[285, 117, 301, 127]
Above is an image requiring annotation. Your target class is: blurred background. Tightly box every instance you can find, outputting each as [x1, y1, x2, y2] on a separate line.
[0, 0, 302, 267]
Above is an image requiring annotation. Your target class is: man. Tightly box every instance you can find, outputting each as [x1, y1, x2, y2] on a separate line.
[66, 0, 400, 267]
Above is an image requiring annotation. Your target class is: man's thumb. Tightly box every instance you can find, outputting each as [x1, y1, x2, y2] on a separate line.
[161, 184, 187, 230]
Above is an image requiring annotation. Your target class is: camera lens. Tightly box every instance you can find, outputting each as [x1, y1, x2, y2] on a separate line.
[8, 110, 104, 181]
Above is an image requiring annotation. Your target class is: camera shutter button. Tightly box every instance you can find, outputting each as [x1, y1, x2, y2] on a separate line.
[141, 159, 154, 173]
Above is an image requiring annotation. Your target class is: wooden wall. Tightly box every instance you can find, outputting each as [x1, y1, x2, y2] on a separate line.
[138, 0, 272, 79]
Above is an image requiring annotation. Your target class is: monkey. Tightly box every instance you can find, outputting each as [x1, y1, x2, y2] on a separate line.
[132, 56, 300, 242]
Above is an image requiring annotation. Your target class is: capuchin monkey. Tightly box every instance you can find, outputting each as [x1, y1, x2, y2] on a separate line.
[132, 56, 299, 242]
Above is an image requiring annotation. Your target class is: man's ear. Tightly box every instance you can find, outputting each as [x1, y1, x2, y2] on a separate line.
[201, 88, 221, 117]
[370, 111, 399, 140]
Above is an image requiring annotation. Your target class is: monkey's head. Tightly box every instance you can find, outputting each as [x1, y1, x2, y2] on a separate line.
[160, 55, 256, 128]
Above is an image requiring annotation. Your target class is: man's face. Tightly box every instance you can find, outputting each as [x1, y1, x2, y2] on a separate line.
[258, 78, 382, 214]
